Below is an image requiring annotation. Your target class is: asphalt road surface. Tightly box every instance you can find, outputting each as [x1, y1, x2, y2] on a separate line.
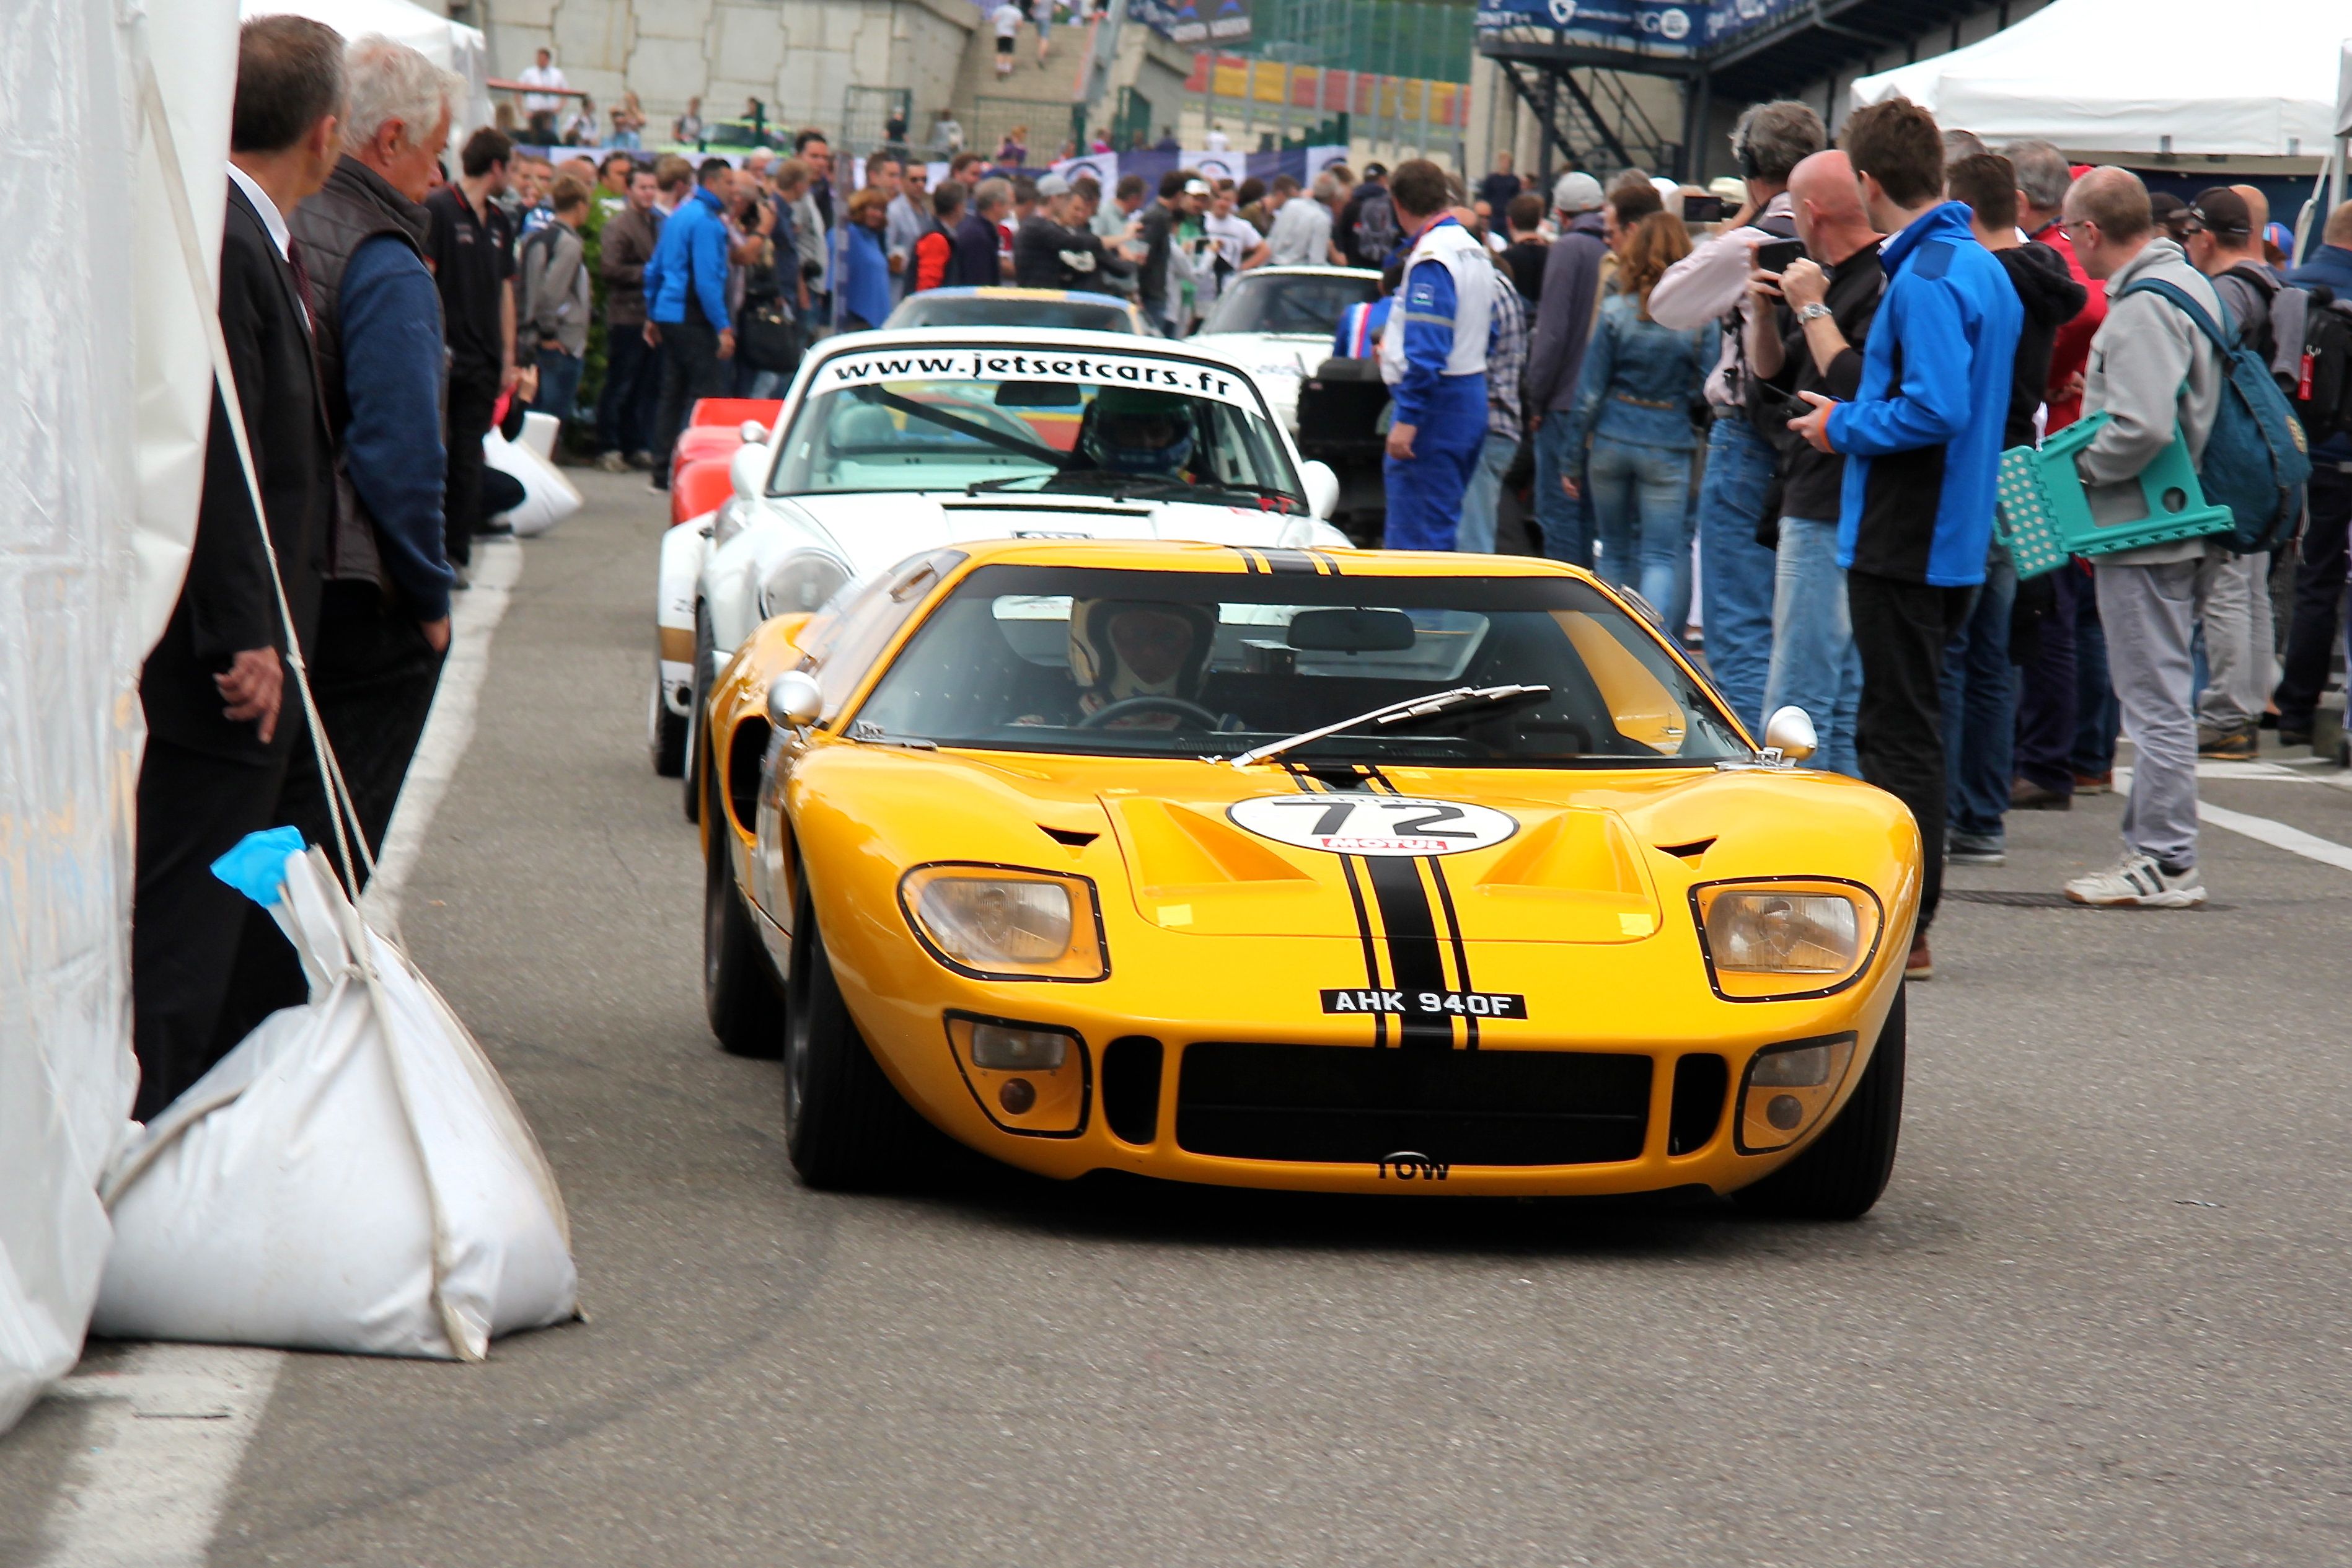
[9, 470, 2352, 1567]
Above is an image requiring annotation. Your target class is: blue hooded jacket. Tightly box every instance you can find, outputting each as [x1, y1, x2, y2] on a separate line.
[645, 185, 731, 330]
[1826, 201, 2022, 586]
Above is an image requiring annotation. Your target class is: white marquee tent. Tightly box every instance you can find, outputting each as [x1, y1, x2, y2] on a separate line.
[243, 0, 494, 134]
[1852, 0, 2350, 161]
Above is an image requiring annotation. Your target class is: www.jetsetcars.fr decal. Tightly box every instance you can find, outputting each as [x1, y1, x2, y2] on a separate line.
[811, 348, 1257, 408]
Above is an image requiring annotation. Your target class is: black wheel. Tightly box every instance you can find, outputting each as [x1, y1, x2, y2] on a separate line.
[783, 886, 929, 1190]
[649, 660, 687, 777]
[1733, 987, 1906, 1220]
[703, 765, 782, 1057]
[682, 605, 712, 822]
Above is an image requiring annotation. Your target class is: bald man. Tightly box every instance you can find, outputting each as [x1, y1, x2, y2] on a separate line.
[2058, 166, 2230, 908]
[1742, 149, 1885, 780]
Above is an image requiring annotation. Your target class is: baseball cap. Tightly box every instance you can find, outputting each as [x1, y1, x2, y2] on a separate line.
[2187, 187, 2252, 239]
[1036, 173, 1071, 197]
[1551, 171, 1603, 213]
[1183, 177, 1211, 196]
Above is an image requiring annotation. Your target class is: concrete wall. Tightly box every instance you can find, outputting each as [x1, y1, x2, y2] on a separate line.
[481, 0, 975, 138]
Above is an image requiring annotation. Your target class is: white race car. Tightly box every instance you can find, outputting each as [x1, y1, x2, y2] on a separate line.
[1187, 265, 1383, 433]
[651, 327, 1353, 811]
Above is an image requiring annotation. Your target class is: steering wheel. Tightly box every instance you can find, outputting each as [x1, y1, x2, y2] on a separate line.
[1077, 695, 1225, 730]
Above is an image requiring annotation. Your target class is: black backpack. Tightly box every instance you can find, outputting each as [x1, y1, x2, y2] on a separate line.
[2289, 284, 2352, 442]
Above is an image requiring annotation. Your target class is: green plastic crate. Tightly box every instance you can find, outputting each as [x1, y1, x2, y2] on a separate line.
[1993, 410, 2235, 578]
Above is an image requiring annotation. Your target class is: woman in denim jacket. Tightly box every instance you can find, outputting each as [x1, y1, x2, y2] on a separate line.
[1561, 211, 1712, 627]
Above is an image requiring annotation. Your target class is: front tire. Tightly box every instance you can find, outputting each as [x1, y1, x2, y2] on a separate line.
[1732, 986, 1906, 1220]
[783, 890, 926, 1190]
[650, 662, 687, 777]
[703, 766, 782, 1057]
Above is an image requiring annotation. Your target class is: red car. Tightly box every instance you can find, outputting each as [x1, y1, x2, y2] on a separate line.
[667, 398, 783, 526]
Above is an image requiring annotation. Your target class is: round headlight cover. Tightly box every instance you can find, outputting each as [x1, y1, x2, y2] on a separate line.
[1692, 879, 1882, 1001]
[760, 551, 851, 619]
[901, 865, 1108, 980]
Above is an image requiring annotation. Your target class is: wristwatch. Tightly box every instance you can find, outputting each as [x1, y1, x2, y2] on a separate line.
[1797, 302, 1833, 324]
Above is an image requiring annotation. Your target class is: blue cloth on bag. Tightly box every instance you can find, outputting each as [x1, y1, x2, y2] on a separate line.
[211, 826, 307, 907]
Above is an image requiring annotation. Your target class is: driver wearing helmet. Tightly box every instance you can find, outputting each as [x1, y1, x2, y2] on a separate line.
[1079, 386, 1198, 480]
[1060, 597, 1220, 728]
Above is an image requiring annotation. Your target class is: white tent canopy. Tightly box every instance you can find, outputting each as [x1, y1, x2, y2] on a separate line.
[242, 0, 493, 134]
[1852, 0, 2350, 159]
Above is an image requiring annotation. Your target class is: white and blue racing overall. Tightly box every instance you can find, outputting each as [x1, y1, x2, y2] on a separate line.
[1378, 214, 1494, 550]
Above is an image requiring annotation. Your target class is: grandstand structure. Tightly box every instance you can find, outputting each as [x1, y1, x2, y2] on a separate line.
[1473, 0, 2056, 182]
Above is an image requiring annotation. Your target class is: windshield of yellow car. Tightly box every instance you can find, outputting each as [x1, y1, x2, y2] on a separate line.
[844, 565, 1748, 765]
[768, 347, 1304, 507]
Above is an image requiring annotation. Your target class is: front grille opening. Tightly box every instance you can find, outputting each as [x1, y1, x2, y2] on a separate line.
[1100, 1036, 1164, 1145]
[725, 718, 770, 830]
[1667, 1053, 1729, 1155]
[1176, 1042, 1650, 1167]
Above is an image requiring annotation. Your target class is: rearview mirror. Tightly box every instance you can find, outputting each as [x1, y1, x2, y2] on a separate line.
[767, 670, 822, 729]
[1763, 705, 1818, 764]
[1287, 607, 1415, 653]
[1299, 459, 1341, 521]
[729, 439, 769, 501]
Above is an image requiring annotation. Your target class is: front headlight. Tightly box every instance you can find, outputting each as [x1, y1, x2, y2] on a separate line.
[1735, 1033, 1857, 1153]
[901, 865, 1108, 981]
[1692, 879, 1881, 1001]
[759, 551, 850, 619]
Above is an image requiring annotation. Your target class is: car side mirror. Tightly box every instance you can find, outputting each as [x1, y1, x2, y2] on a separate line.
[1763, 705, 1818, 764]
[738, 419, 769, 444]
[1299, 459, 1340, 521]
[729, 440, 769, 502]
[767, 670, 822, 729]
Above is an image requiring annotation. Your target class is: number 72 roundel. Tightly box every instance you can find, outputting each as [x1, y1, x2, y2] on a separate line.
[1226, 795, 1520, 858]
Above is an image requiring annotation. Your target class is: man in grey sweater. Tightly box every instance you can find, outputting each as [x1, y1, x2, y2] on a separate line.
[2060, 167, 2228, 909]
[522, 174, 592, 425]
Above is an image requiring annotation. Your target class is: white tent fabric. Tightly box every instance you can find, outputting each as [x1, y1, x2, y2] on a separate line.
[2, 0, 238, 1435]
[1852, 0, 2351, 159]
[242, 0, 493, 134]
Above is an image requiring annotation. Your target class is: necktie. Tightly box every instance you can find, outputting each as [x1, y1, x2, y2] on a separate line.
[285, 236, 315, 333]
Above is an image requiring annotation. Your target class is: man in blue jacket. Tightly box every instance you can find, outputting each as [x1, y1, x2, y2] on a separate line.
[646, 157, 738, 487]
[2274, 201, 2352, 746]
[1789, 97, 2020, 980]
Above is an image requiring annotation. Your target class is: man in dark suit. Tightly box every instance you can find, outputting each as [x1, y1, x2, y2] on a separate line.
[131, 14, 344, 1120]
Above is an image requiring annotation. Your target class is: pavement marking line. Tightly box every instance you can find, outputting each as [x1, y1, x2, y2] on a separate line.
[38, 537, 523, 1568]
[2114, 766, 2352, 873]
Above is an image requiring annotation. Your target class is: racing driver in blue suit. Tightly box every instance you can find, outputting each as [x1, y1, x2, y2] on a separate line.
[1376, 160, 1497, 551]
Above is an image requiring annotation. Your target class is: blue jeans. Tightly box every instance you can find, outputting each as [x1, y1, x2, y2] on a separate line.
[531, 346, 584, 425]
[1695, 415, 1780, 735]
[1456, 429, 1518, 555]
[1585, 438, 1691, 625]
[1764, 517, 1862, 778]
[1939, 553, 2018, 841]
[1531, 414, 1596, 567]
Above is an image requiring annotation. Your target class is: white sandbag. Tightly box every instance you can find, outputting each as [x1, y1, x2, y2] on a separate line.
[484, 425, 580, 539]
[93, 843, 578, 1360]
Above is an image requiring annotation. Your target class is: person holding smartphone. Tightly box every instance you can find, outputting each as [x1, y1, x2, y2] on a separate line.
[1742, 149, 1885, 783]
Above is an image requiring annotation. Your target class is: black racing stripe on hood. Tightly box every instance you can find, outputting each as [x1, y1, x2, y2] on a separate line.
[1360, 765, 1477, 1049]
[1307, 548, 1345, 576]
[1363, 856, 1451, 1052]
[1257, 547, 1320, 575]
[1228, 545, 1266, 573]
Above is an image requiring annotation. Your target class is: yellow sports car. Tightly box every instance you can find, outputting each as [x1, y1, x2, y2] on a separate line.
[697, 540, 1921, 1217]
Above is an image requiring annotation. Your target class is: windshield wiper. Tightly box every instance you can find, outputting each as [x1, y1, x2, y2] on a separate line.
[848, 721, 938, 751]
[1224, 684, 1552, 769]
[1101, 475, 1304, 510]
[965, 473, 1056, 496]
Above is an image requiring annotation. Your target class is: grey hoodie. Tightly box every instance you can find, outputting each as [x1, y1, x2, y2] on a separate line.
[2076, 237, 2227, 565]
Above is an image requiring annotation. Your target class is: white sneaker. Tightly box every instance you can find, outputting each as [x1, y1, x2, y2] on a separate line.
[2064, 853, 2206, 909]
